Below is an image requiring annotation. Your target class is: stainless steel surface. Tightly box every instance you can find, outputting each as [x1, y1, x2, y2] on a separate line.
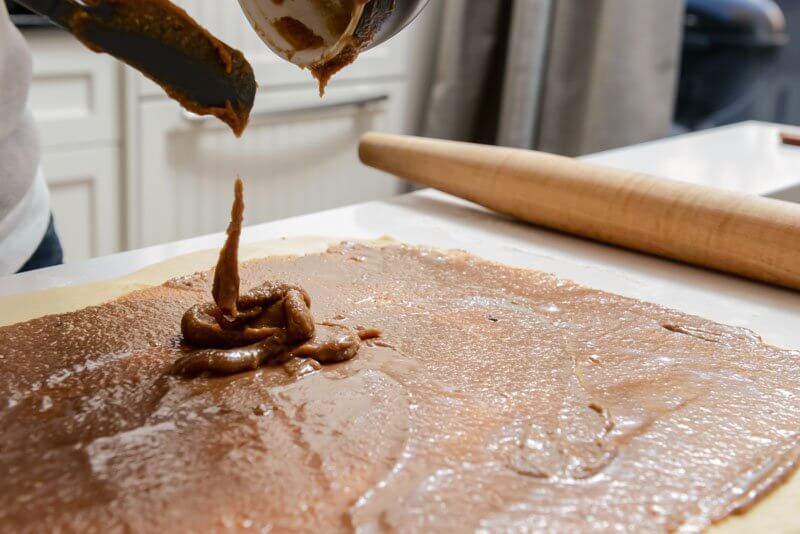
[7, 0, 55, 27]
[12, 0, 79, 26]
[359, 0, 431, 51]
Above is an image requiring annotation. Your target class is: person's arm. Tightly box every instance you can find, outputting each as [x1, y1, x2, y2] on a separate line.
[0, 4, 56, 275]
[0, 4, 32, 141]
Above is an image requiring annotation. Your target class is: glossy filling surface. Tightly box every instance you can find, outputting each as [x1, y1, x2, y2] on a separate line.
[1, 244, 798, 532]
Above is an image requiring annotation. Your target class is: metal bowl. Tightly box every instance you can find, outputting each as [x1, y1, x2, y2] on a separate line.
[359, 0, 431, 50]
[238, 0, 431, 69]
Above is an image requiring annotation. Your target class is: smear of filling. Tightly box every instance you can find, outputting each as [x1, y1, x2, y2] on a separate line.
[265, 0, 371, 95]
[309, 0, 376, 95]
[310, 0, 358, 37]
[0, 244, 799, 532]
[309, 43, 361, 95]
[174, 179, 376, 376]
[274, 17, 325, 51]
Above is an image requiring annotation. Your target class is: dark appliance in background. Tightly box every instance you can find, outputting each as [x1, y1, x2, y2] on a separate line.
[5, 0, 53, 27]
[675, 0, 788, 131]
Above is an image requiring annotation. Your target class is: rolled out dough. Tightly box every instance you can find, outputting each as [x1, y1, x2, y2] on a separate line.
[0, 236, 795, 533]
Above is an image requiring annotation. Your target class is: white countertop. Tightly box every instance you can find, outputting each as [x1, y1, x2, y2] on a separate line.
[2, 122, 798, 349]
[584, 121, 800, 201]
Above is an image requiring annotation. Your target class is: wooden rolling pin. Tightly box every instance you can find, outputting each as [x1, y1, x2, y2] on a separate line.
[359, 132, 800, 291]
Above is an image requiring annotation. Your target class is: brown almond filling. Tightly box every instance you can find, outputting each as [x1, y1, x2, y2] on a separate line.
[174, 179, 375, 377]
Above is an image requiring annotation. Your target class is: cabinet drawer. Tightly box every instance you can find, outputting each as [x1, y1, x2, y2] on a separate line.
[131, 81, 406, 247]
[42, 146, 122, 262]
[25, 31, 120, 148]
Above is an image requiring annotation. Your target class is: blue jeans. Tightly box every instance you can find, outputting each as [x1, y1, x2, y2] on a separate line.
[17, 215, 64, 273]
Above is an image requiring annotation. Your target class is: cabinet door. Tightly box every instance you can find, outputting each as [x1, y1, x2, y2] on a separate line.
[41, 147, 122, 262]
[131, 82, 405, 248]
[25, 32, 119, 149]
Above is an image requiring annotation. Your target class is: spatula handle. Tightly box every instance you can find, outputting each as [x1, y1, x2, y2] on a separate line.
[359, 132, 800, 291]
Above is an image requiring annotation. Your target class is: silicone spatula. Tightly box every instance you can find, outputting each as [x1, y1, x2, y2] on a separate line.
[14, 0, 256, 136]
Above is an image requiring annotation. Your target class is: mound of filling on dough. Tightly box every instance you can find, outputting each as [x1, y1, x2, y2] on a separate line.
[1, 244, 799, 529]
[175, 179, 377, 376]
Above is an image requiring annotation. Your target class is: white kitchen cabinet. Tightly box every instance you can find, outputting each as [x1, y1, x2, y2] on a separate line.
[25, 31, 119, 149]
[130, 81, 406, 247]
[41, 147, 122, 262]
[25, 30, 123, 263]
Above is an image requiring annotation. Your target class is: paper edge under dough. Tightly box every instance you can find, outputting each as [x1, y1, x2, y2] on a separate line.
[0, 235, 795, 533]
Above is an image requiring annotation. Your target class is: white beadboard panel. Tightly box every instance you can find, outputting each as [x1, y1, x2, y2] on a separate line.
[41, 146, 122, 262]
[135, 0, 409, 96]
[25, 31, 120, 148]
[133, 81, 406, 248]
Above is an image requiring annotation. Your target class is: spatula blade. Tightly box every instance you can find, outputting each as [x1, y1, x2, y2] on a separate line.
[16, 0, 256, 136]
